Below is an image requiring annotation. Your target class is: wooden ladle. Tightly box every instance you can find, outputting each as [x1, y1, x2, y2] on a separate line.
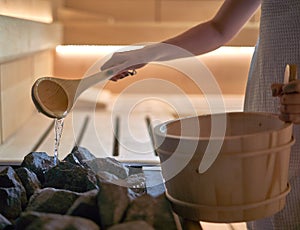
[31, 70, 136, 119]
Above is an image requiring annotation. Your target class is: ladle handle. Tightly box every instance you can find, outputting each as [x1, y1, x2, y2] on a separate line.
[285, 64, 297, 83]
[78, 70, 114, 93]
[79, 69, 136, 93]
[284, 64, 297, 125]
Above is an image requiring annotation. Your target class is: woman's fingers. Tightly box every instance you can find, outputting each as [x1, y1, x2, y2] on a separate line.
[109, 69, 137, 81]
[279, 93, 300, 123]
[282, 80, 300, 94]
[279, 113, 300, 124]
[280, 104, 300, 113]
[280, 93, 300, 105]
[271, 83, 284, 96]
[272, 80, 300, 123]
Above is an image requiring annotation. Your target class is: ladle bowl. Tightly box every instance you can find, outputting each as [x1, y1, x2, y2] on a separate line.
[32, 77, 76, 118]
[31, 70, 136, 119]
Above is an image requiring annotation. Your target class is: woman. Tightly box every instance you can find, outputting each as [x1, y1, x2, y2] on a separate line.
[102, 0, 300, 228]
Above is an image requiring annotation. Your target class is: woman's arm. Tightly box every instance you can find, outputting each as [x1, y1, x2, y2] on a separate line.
[102, 0, 261, 77]
[161, 0, 261, 56]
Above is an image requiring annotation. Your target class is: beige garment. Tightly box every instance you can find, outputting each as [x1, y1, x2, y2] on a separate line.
[245, 0, 300, 229]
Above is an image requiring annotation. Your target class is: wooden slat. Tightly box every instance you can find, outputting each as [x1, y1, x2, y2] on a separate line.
[117, 113, 159, 163]
[159, 94, 244, 118]
[0, 94, 244, 165]
[36, 111, 87, 160]
[76, 111, 115, 158]
[106, 94, 174, 162]
[0, 113, 52, 165]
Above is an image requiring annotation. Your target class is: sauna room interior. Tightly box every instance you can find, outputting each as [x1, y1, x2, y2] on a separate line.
[0, 1, 261, 229]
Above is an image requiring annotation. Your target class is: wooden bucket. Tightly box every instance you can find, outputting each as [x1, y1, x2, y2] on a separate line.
[153, 112, 294, 222]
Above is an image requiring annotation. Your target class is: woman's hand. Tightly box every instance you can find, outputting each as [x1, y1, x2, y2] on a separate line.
[100, 42, 188, 81]
[271, 80, 300, 123]
[101, 48, 148, 81]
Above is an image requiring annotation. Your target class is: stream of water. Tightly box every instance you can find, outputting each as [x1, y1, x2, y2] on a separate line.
[54, 118, 65, 165]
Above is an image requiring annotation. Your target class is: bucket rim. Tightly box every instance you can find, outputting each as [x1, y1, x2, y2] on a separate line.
[156, 136, 295, 158]
[154, 112, 292, 141]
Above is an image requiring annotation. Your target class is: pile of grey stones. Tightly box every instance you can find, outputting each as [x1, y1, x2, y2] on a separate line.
[0, 146, 177, 230]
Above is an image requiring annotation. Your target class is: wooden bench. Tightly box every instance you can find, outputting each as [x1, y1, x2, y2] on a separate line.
[0, 91, 244, 165]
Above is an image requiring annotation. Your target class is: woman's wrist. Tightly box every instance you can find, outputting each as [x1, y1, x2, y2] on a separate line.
[141, 42, 194, 63]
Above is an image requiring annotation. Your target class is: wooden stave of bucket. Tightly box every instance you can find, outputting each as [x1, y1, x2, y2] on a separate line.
[165, 184, 291, 222]
[154, 112, 294, 223]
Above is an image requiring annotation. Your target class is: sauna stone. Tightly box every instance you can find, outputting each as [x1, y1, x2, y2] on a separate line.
[154, 194, 178, 230]
[43, 161, 99, 193]
[0, 187, 23, 220]
[124, 173, 146, 196]
[66, 189, 100, 226]
[97, 182, 131, 229]
[21, 152, 56, 183]
[64, 146, 96, 167]
[0, 166, 27, 220]
[85, 157, 129, 179]
[0, 150, 177, 229]
[26, 187, 81, 214]
[124, 194, 156, 224]
[107, 220, 155, 230]
[96, 170, 120, 183]
[15, 211, 100, 230]
[124, 194, 177, 230]
[0, 214, 11, 230]
[15, 167, 41, 199]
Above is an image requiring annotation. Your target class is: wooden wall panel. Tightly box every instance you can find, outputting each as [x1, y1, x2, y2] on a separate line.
[0, 57, 35, 142]
[0, 0, 53, 23]
[0, 2, 61, 145]
[33, 50, 54, 80]
[0, 65, 2, 142]
[57, 7, 114, 23]
[54, 46, 253, 95]
[0, 15, 62, 63]
[61, 0, 259, 46]
[160, 1, 223, 22]
[63, 22, 192, 45]
[0, 50, 54, 143]
[65, 0, 156, 22]
[63, 22, 257, 46]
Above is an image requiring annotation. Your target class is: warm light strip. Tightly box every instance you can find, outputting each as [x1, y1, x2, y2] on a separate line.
[0, 12, 53, 23]
[55, 45, 255, 56]
[55, 45, 144, 56]
[208, 46, 255, 55]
